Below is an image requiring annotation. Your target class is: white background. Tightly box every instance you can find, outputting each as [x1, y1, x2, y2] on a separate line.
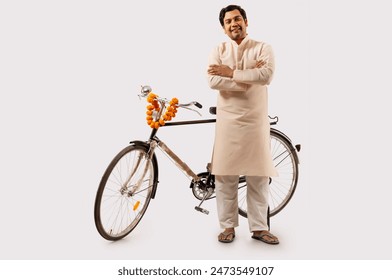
[1, 0, 391, 261]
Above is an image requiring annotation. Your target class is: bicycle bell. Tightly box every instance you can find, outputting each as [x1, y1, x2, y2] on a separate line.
[140, 85, 152, 97]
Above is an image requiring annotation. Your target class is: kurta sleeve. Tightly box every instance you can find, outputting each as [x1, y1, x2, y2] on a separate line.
[207, 46, 247, 91]
[232, 44, 275, 85]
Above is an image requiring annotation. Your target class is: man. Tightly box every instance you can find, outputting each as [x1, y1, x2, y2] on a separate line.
[207, 5, 279, 244]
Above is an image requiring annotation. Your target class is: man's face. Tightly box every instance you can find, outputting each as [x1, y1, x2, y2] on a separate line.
[222, 9, 248, 43]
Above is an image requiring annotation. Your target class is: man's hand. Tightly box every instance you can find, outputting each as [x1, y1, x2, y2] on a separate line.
[255, 60, 266, 68]
[208, 64, 234, 78]
[208, 60, 265, 78]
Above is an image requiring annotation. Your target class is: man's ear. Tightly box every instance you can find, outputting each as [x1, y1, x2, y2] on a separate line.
[245, 19, 248, 27]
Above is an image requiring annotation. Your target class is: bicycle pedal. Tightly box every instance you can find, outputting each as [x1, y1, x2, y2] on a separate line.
[194, 206, 209, 215]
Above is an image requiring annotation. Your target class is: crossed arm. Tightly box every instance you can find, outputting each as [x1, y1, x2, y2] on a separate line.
[207, 60, 266, 78]
[207, 44, 274, 91]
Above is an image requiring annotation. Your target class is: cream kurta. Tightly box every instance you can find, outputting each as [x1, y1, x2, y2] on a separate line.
[208, 36, 278, 177]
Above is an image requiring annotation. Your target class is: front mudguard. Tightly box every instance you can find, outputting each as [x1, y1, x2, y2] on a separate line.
[129, 140, 159, 199]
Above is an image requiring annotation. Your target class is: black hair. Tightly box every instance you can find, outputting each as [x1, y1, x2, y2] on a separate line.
[219, 5, 247, 26]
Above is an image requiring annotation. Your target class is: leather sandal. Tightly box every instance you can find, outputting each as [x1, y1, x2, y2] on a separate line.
[252, 231, 279, 245]
[218, 231, 235, 243]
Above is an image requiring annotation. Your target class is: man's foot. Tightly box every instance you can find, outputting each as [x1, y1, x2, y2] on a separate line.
[218, 228, 235, 243]
[252, 230, 279, 245]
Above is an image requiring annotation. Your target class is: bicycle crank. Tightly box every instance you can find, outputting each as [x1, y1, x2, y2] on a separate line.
[194, 186, 213, 215]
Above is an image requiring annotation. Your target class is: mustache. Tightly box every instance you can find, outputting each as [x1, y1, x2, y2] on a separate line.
[230, 26, 242, 31]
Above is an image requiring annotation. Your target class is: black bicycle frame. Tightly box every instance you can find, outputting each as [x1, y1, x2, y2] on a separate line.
[149, 119, 216, 140]
[164, 119, 217, 126]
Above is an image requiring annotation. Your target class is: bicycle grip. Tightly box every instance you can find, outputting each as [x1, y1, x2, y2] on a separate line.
[194, 102, 202, 109]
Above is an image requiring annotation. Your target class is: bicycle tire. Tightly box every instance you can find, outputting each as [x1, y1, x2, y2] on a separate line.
[238, 129, 299, 217]
[94, 144, 157, 241]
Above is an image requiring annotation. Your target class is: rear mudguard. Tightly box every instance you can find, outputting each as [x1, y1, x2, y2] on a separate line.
[129, 140, 159, 199]
[270, 128, 300, 164]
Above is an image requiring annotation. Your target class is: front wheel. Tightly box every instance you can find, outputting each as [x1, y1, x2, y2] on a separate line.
[238, 130, 299, 217]
[94, 144, 157, 241]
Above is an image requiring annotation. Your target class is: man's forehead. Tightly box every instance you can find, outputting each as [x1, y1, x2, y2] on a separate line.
[224, 10, 243, 20]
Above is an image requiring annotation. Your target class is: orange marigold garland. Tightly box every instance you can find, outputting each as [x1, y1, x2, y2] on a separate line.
[146, 93, 178, 129]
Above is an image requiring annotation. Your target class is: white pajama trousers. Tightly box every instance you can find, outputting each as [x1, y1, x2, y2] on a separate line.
[215, 175, 269, 232]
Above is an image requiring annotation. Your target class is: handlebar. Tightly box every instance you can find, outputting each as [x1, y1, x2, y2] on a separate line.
[139, 85, 203, 116]
[140, 85, 202, 109]
[179, 101, 203, 109]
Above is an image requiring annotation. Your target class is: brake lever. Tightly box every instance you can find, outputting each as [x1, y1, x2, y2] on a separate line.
[178, 101, 203, 116]
[180, 106, 202, 116]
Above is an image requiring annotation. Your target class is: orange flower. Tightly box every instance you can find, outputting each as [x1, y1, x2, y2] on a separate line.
[170, 98, 179, 105]
[146, 94, 179, 129]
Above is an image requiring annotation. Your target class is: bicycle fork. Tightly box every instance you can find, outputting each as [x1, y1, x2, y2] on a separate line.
[121, 141, 157, 197]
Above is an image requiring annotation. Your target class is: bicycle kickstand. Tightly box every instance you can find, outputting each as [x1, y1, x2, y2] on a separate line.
[194, 188, 213, 215]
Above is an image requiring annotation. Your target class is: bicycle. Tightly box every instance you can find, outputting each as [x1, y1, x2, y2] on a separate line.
[94, 85, 301, 241]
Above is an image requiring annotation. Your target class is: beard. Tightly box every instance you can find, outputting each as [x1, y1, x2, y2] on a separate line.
[230, 29, 244, 40]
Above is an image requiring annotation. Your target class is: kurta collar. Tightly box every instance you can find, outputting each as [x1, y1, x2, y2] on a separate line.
[230, 35, 250, 49]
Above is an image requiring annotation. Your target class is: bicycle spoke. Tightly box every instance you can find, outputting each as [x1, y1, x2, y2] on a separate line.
[132, 183, 153, 196]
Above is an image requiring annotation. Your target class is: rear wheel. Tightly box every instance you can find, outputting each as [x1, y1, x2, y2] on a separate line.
[238, 130, 299, 217]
